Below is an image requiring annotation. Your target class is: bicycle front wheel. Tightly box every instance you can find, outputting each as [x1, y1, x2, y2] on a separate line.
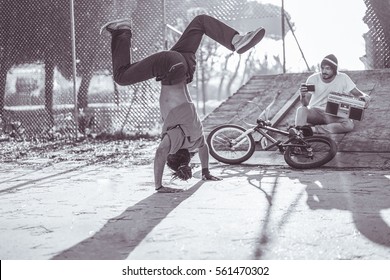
[284, 136, 337, 169]
[207, 124, 255, 164]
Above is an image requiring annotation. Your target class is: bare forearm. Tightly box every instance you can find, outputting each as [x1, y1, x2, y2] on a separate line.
[198, 144, 209, 169]
[300, 92, 311, 106]
[154, 147, 168, 189]
[350, 87, 367, 98]
[198, 143, 222, 181]
[300, 96, 310, 106]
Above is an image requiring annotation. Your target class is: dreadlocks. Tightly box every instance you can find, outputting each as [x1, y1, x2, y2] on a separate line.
[166, 149, 192, 181]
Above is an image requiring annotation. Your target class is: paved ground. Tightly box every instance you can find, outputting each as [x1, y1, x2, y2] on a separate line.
[2, 70, 390, 260]
[1, 151, 390, 260]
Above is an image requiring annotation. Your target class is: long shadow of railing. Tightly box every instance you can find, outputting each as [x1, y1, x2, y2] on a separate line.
[0, 159, 107, 195]
[218, 166, 390, 259]
[51, 181, 204, 260]
[219, 166, 304, 259]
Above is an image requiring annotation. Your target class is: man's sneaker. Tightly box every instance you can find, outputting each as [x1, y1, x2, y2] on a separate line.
[233, 27, 266, 54]
[296, 125, 314, 137]
[288, 127, 300, 137]
[100, 18, 132, 36]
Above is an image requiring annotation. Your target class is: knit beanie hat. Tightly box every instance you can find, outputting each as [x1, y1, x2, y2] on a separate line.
[321, 54, 338, 72]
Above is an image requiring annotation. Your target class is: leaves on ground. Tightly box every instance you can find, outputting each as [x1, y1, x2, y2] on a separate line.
[0, 138, 159, 168]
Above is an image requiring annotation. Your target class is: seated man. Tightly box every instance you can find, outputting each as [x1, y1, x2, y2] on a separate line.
[295, 54, 370, 136]
[100, 15, 265, 192]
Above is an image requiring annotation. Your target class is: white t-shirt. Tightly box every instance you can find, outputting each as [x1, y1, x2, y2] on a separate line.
[306, 72, 356, 109]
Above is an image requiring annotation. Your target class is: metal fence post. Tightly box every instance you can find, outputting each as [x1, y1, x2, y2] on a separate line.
[70, 0, 79, 139]
[162, 0, 167, 50]
[281, 0, 286, 73]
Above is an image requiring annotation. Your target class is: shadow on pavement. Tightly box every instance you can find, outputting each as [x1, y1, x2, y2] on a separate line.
[303, 172, 390, 247]
[217, 166, 305, 259]
[218, 166, 390, 257]
[51, 180, 204, 260]
[0, 162, 101, 194]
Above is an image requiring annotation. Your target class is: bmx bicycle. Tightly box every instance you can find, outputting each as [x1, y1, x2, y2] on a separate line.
[206, 98, 338, 169]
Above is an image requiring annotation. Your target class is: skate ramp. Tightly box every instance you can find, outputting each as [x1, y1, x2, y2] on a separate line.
[202, 69, 390, 167]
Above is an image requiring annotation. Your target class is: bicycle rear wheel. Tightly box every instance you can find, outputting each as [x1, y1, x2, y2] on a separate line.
[284, 136, 337, 169]
[207, 124, 255, 164]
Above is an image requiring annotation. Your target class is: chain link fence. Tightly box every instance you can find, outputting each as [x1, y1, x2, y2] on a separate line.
[363, 0, 390, 69]
[1, 0, 387, 141]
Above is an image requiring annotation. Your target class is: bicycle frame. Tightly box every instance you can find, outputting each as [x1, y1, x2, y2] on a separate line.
[230, 91, 303, 152]
[207, 96, 337, 168]
[233, 120, 311, 154]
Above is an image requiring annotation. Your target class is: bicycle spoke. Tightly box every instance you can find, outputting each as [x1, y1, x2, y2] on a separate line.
[284, 136, 337, 169]
[207, 125, 256, 164]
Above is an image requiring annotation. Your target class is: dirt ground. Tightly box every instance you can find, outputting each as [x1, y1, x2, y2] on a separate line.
[0, 137, 159, 168]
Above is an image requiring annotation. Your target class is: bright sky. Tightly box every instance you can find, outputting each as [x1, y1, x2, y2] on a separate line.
[256, 0, 369, 71]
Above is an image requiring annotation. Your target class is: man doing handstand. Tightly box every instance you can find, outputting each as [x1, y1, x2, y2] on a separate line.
[100, 14, 265, 192]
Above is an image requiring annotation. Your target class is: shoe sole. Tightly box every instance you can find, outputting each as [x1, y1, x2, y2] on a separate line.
[236, 28, 265, 54]
[99, 18, 131, 35]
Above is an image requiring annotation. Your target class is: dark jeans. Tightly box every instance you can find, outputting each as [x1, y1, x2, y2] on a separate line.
[111, 14, 238, 85]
